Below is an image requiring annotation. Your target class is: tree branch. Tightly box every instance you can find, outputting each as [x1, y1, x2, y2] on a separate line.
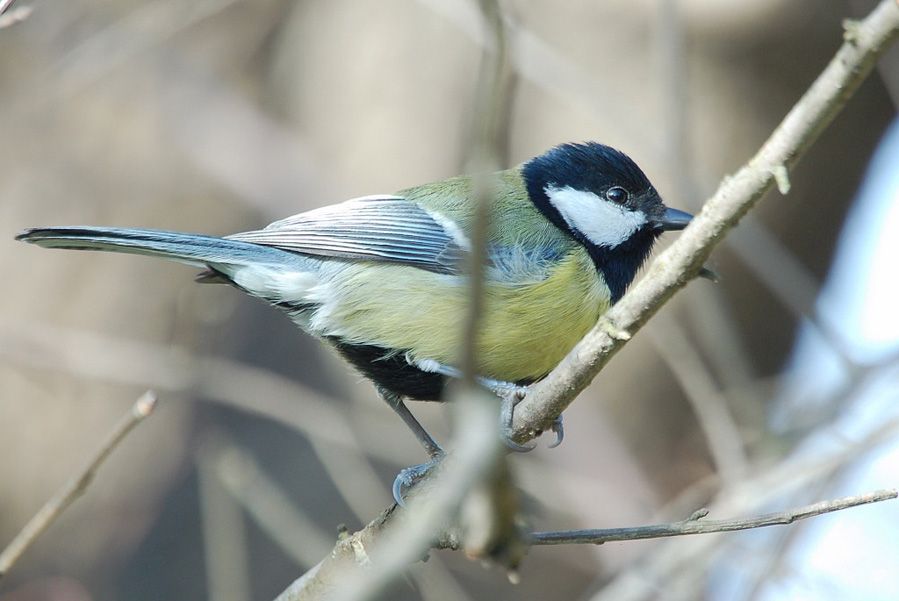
[0, 391, 158, 579]
[509, 0, 899, 443]
[527, 489, 897, 545]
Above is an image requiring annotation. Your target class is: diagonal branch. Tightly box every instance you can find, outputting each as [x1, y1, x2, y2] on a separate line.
[509, 0, 899, 442]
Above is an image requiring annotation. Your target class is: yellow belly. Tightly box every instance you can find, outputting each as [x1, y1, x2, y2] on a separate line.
[317, 248, 610, 382]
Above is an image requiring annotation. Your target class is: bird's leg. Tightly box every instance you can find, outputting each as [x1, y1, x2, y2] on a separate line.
[378, 387, 443, 458]
[377, 387, 444, 505]
[413, 358, 564, 450]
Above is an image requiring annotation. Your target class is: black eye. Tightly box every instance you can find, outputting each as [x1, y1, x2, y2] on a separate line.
[606, 186, 629, 204]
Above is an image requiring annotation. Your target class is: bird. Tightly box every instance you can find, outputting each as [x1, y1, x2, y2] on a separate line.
[17, 141, 692, 502]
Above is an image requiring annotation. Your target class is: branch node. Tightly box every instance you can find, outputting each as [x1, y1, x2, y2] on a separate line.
[697, 265, 720, 283]
[771, 164, 791, 195]
[133, 390, 158, 417]
[686, 507, 710, 521]
[599, 320, 631, 341]
[351, 537, 372, 567]
[843, 18, 863, 44]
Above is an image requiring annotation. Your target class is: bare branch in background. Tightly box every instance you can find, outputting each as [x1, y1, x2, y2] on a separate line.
[209, 435, 336, 568]
[527, 489, 897, 545]
[197, 438, 251, 601]
[650, 320, 748, 485]
[0, 391, 158, 579]
[0, 319, 404, 464]
[414, 0, 654, 152]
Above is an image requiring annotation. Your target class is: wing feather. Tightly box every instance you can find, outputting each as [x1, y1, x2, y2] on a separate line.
[228, 196, 466, 273]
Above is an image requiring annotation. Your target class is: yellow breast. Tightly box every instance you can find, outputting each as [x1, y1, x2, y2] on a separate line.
[317, 248, 610, 383]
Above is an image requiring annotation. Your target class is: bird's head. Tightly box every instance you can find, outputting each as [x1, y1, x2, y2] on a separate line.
[522, 142, 692, 300]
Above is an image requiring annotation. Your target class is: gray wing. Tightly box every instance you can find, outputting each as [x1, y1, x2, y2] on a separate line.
[227, 195, 468, 274]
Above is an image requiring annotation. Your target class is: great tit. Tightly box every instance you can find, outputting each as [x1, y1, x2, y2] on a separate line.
[17, 142, 692, 501]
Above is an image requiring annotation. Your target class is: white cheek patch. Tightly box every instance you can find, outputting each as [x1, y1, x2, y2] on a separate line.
[545, 185, 647, 249]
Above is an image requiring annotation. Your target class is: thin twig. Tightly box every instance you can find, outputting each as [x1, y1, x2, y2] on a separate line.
[0, 391, 158, 579]
[528, 489, 896, 545]
[588, 416, 899, 601]
[458, 0, 509, 386]
[509, 0, 899, 442]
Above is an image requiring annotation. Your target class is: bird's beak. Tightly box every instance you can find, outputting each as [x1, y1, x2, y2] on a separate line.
[654, 207, 693, 231]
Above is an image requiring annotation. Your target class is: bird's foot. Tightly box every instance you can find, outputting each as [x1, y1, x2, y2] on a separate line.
[499, 387, 538, 452]
[411, 358, 564, 450]
[499, 386, 564, 450]
[392, 453, 444, 506]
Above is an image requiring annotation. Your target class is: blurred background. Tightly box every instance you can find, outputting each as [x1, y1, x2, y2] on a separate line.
[1, 1, 897, 600]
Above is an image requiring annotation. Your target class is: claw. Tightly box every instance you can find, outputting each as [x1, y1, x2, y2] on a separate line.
[548, 415, 564, 448]
[392, 456, 443, 506]
[503, 436, 538, 453]
[392, 474, 407, 507]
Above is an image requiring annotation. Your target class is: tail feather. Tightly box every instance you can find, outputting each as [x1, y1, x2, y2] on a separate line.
[16, 226, 303, 270]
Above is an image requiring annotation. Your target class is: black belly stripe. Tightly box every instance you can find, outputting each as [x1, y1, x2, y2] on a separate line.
[328, 339, 446, 401]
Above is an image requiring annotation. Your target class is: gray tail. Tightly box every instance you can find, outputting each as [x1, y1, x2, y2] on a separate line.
[16, 226, 299, 271]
